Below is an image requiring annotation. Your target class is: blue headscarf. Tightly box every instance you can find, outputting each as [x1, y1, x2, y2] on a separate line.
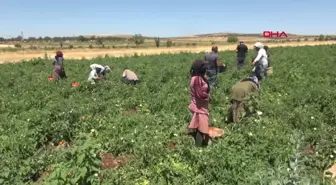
[249, 76, 260, 89]
[242, 75, 260, 89]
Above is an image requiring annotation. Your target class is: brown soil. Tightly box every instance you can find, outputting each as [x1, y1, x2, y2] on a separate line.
[303, 143, 316, 154]
[1, 41, 335, 64]
[31, 168, 53, 185]
[168, 142, 176, 151]
[101, 153, 130, 169]
[122, 107, 140, 116]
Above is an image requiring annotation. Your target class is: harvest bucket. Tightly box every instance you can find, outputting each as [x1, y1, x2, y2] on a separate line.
[48, 76, 53, 81]
[72, 82, 79, 87]
[208, 127, 224, 138]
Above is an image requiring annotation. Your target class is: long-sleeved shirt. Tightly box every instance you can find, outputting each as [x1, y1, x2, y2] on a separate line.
[88, 64, 106, 82]
[122, 69, 138, 80]
[253, 48, 268, 67]
[53, 57, 64, 66]
[90, 64, 105, 73]
[188, 76, 210, 115]
[230, 81, 259, 102]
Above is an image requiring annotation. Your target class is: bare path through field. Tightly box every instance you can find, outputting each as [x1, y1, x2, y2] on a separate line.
[1, 41, 335, 64]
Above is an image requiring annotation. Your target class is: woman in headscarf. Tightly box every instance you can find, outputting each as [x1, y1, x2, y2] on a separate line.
[52, 51, 67, 80]
[88, 63, 111, 84]
[121, 68, 140, 85]
[228, 75, 260, 123]
[188, 59, 211, 147]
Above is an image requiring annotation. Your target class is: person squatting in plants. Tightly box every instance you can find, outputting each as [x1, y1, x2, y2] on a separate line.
[52, 50, 67, 80]
[204, 45, 221, 88]
[236, 41, 249, 68]
[228, 75, 260, 123]
[121, 68, 140, 85]
[87, 63, 111, 84]
[188, 59, 211, 147]
[251, 42, 268, 81]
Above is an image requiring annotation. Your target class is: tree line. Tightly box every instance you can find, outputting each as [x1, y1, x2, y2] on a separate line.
[0, 35, 153, 43]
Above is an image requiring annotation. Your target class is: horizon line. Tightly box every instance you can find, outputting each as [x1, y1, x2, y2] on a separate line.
[1, 31, 331, 39]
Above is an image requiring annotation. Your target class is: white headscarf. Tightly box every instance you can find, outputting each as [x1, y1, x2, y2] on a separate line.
[104, 66, 111, 72]
[248, 76, 260, 89]
[254, 42, 264, 49]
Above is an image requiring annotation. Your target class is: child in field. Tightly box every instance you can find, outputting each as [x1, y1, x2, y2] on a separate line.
[88, 64, 111, 84]
[188, 59, 211, 147]
[52, 51, 67, 80]
[121, 69, 140, 85]
[228, 75, 260, 123]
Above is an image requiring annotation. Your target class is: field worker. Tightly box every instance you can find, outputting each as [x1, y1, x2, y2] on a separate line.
[236, 41, 248, 68]
[252, 42, 268, 81]
[228, 75, 260, 123]
[88, 63, 111, 84]
[121, 68, 140, 85]
[188, 59, 211, 147]
[204, 46, 221, 88]
[52, 50, 67, 80]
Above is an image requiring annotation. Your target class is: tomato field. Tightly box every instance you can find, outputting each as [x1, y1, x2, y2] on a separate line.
[1, 45, 336, 184]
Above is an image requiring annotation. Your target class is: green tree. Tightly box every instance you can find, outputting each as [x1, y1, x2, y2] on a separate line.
[227, 35, 238, 43]
[318, 35, 325, 41]
[154, 37, 160, 47]
[44, 36, 52, 41]
[166, 39, 173, 47]
[132, 34, 145, 46]
[96, 37, 103, 46]
[78, 35, 88, 42]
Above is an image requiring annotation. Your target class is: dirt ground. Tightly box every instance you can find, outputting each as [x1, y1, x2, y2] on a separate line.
[1, 41, 335, 64]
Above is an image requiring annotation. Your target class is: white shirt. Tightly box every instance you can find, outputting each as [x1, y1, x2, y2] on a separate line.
[90, 64, 105, 72]
[253, 48, 268, 67]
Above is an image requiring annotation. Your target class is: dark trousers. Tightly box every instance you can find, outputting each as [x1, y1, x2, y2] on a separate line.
[121, 77, 140, 85]
[206, 69, 217, 88]
[189, 129, 210, 147]
[236, 57, 246, 68]
[228, 100, 245, 123]
[254, 63, 267, 81]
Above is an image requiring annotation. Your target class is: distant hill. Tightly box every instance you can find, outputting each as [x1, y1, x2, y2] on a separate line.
[83, 32, 330, 39]
[193, 32, 298, 37]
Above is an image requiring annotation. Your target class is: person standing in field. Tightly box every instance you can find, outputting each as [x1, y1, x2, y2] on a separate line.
[52, 50, 67, 80]
[88, 63, 111, 84]
[204, 46, 221, 88]
[236, 41, 248, 68]
[121, 68, 140, 85]
[188, 59, 211, 147]
[251, 42, 268, 81]
[228, 75, 260, 123]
